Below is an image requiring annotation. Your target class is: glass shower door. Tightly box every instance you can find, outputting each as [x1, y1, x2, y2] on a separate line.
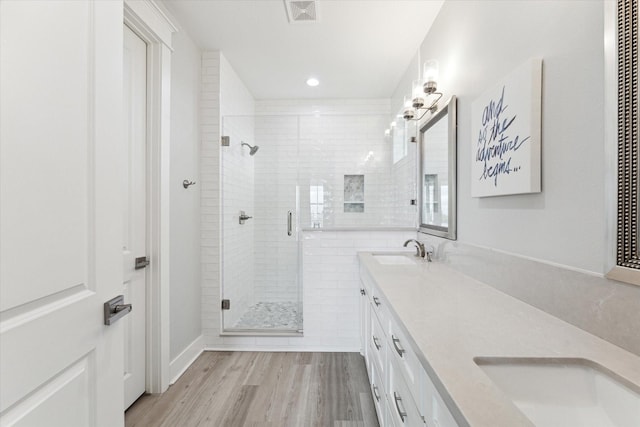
[221, 115, 302, 334]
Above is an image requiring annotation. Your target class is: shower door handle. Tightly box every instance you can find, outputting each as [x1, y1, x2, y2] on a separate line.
[287, 211, 292, 236]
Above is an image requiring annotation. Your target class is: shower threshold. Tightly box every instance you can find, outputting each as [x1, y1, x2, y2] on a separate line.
[223, 301, 303, 336]
[221, 329, 304, 337]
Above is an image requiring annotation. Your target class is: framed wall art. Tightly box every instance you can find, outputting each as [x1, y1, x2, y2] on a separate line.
[471, 58, 542, 197]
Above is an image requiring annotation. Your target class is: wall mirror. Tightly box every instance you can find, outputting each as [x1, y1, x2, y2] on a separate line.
[418, 96, 457, 239]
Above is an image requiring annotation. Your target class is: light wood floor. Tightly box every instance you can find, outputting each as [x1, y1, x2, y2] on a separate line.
[125, 352, 380, 427]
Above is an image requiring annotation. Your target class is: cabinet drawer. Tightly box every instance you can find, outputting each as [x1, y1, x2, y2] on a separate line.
[370, 360, 386, 426]
[389, 356, 424, 426]
[421, 368, 459, 427]
[370, 286, 390, 332]
[369, 308, 386, 379]
[388, 318, 421, 403]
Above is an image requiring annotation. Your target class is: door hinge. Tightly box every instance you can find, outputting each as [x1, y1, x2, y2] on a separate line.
[221, 299, 230, 310]
[221, 136, 230, 146]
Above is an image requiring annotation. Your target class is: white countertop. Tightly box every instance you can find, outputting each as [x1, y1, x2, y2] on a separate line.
[358, 252, 640, 427]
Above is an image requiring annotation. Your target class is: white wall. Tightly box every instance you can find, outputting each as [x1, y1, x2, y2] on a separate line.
[394, 0, 640, 356]
[169, 29, 202, 360]
[399, 0, 605, 274]
[200, 51, 222, 347]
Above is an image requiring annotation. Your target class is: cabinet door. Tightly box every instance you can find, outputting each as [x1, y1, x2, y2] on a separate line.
[370, 361, 386, 426]
[360, 280, 369, 360]
[370, 305, 387, 381]
[388, 354, 425, 426]
[422, 369, 459, 427]
[389, 317, 422, 402]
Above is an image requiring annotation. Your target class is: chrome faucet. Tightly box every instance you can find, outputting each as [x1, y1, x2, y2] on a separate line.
[403, 239, 433, 262]
[404, 239, 425, 258]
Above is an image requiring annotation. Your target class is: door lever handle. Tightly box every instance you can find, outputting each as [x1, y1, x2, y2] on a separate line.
[104, 295, 132, 325]
[114, 304, 132, 313]
[135, 256, 149, 269]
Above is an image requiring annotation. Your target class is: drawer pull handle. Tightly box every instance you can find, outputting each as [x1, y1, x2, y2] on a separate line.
[394, 391, 407, 423]
[372, 335, 381, 350]
[392, 335, 406, 357]
[373, 296, 381, 306]
[360, 288, 366, 296]
[372, 384, 380, 402]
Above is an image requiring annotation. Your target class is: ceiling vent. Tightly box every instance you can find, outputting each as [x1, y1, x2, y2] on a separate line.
[284, 0, 318, 23]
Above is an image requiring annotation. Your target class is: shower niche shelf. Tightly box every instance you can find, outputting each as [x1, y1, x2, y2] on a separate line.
[344, 174, 365, 213]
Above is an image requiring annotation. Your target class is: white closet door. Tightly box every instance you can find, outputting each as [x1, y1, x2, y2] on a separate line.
[122, 24, 147, 410]
[0, 1, 125, 426]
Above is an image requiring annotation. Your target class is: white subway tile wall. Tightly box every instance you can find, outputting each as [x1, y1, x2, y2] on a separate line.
[221, 115, 255, 327]
[253, 115, 300, 305]
[219, 56, 256, 329]
[297, 114, 395, 227]
[213, 230, 416, 350]
[392, 148, 418, 226]
[200, 52, 222, 346]
[202, 73, 420, 349]
[254, 99, 416, 229]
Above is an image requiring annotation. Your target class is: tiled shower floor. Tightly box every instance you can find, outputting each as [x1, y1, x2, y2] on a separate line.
[232, 301, 302, 330]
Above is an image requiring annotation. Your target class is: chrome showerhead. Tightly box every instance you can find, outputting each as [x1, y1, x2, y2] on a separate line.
[241, 142, 259, 156]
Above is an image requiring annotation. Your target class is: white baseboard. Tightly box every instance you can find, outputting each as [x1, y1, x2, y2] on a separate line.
[169, 335, 204, 384]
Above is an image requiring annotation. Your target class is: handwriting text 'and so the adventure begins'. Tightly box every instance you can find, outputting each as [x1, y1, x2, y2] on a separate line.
[475, 86, 529, 187]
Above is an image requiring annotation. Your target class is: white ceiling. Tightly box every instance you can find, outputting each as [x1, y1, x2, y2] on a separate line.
[162, 0, 444, 100]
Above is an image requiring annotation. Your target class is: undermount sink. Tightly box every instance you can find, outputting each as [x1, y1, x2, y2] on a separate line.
[372, 254, 417, 265]
[475, 357, 640, 427]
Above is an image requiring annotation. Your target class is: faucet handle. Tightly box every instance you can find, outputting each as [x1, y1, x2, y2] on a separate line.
[424, 244, 435, 262]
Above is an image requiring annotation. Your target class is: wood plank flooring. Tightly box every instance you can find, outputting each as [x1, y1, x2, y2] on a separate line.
[125, 352, 379, 427]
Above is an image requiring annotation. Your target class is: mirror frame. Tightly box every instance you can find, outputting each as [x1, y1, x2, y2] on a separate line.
[418, 96, 457, 240]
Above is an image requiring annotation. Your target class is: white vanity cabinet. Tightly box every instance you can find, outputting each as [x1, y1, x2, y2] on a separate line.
[359, 265, 459, 427]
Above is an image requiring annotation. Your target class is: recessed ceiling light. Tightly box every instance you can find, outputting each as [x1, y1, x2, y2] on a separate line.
[306, 77, 319, 87]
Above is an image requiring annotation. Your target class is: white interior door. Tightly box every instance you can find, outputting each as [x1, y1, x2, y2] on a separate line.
[0, 1, 125, 426]
[122, 24, 148, 409]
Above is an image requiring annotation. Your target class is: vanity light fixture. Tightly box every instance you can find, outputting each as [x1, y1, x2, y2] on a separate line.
[403, 60, 443, 122]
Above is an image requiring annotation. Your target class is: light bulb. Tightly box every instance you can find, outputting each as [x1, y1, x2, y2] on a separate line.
[403, 95, 415, 120]
[412, 79, 425, 108]
[423, 60, 439, 94]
